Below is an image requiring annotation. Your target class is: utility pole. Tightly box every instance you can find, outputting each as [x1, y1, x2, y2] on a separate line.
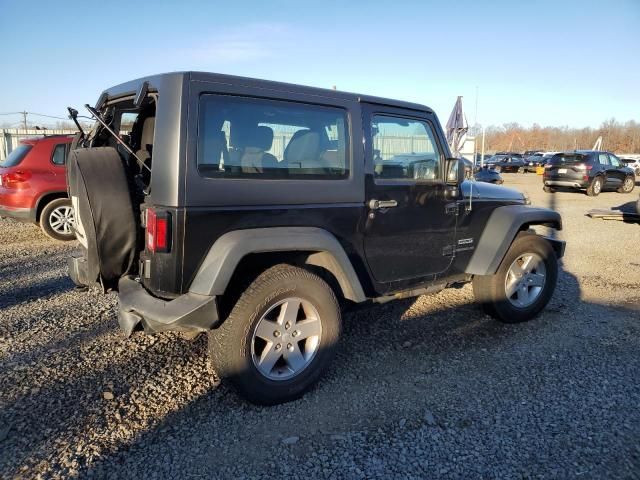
[22, 111, 28, 130]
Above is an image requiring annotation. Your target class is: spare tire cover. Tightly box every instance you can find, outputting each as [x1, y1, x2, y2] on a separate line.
[67, 147, 138, 290]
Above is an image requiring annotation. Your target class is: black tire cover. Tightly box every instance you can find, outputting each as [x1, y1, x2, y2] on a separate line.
[67, 147, 138, 290]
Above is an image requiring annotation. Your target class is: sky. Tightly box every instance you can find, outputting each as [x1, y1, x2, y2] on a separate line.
[0, 0, 638, 129]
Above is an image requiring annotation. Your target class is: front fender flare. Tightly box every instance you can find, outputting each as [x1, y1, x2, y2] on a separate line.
[465, 205, 563, 276]
[188, 227, 367, 302]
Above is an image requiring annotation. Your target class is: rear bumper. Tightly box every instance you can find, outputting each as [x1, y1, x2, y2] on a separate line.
[544, 179, 588, 189]
[0, 205, 36, 222]
[117, 275, 219, 336]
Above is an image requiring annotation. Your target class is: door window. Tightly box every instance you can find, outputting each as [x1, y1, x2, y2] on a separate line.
[608, 154, 621, 167]
[51, 144, 67, 165]
[598, 153, 610, 165]
[370, 115, 441, 181]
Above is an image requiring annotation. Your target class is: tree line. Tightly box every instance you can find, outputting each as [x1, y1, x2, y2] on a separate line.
[479, 119, 640, 154]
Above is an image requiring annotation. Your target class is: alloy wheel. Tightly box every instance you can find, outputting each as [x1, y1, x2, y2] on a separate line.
[49, 206, 75, 235]
[251, 297, 322, 381]
[593, 179, 602, 194]
[504, 253, 547, 308]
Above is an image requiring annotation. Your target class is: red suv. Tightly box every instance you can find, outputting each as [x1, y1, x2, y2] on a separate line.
[0, 135, 75, 241]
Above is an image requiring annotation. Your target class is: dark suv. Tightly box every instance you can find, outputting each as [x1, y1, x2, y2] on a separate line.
[67, 72, 565, 405]
[485, 154, 527, 173]
[543, 151, 635, 196]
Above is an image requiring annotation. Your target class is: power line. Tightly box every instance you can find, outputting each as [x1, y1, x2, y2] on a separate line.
[0, 111, 68, 120]
[29, 112, 69, 120]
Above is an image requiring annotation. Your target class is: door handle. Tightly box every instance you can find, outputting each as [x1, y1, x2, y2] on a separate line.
[369, 199, 398, 210]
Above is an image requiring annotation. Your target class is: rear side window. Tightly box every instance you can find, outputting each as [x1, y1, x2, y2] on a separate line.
[197, 95, 349, 179]
[1, 144, 32, 167]
[52, 144, 67, 165]
[598, 153, 609, 165]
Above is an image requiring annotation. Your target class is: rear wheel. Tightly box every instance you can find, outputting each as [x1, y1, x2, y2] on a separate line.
[472, 232, 558, 323]
[40, 198, 75, 241]
[618, 176, 635, 193]
[586, 176, 603, 196]
[208, 264, 341, 405]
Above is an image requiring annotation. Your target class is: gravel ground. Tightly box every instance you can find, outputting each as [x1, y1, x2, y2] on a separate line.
[1, 174, 639, 479]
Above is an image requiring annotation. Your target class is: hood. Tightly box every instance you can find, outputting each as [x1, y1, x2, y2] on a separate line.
[460, 180, 527, 203]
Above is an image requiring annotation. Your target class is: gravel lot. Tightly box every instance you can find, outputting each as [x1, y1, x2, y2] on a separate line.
[1, 173, 639, 479]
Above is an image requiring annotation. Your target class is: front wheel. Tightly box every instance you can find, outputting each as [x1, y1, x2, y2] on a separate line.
[618, 176, 635, 193]
[472, 232, 558, 323]
[40, 198, 75, 241]
[208, 264, 341, 405]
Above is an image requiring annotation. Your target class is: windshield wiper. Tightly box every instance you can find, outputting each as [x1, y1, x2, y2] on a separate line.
[84, 104, 151, 174]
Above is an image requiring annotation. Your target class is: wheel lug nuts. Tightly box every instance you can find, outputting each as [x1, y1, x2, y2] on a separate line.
[285, 322, 291, 330]
[274, 331, 281, 337]
[275, 344, 281, 350]
[287, 343, 293, 351]
[292, 331, 298, 337]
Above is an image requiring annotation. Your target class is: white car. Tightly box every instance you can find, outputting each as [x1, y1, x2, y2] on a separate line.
[621, 157, 640, 176]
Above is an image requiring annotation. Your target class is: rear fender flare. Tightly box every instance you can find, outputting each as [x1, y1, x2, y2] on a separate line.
[188, 227, 367, 302]
[465, 205, 563, 276]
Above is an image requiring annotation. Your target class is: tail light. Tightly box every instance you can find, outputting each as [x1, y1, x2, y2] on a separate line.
[146, 208, 171, 253]
[0, 171, 31, 188]
[575, 163, 593, 170]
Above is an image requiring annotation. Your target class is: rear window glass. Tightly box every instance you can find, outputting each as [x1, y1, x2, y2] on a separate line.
[0, 144, 32, 167]
[549, 154, 588, 164]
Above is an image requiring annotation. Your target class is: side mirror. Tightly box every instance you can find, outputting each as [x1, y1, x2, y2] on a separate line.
[445, 158, 465, 185]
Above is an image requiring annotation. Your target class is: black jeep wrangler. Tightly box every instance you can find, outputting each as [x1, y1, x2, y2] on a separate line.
[67, 72, 565, 405]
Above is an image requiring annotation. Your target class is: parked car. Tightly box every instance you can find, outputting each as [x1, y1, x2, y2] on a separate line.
[485, 154, 528, 173]
[524, 154, 546, 172]
[0, 135, 75, 240]
[495, 151, 524, 158]
[67, 72, 564, 405]
[474, 166, 504, 184]
[523, 150, 543, 158]
[543, 151, 636, 196]
[621, 157, 640, 176]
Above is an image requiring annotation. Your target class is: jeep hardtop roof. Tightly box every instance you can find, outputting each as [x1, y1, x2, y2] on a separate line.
[99, 71, 435, 114]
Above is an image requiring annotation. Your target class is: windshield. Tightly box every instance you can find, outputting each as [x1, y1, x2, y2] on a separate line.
[549, 154, 589, 165]
[0, 144, 32, 168]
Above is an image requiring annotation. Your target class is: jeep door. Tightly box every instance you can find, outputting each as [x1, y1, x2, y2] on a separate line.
[362, 104, 456, 286]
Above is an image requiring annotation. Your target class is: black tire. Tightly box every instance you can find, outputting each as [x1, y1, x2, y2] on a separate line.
[586, 176, 603, 196]
[618, 176, 635, 193]
[472, 232, 558, 324]
[208, 264, 341, 405]
[543, 185, 556, 193]
[40, 198, 75, 241]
